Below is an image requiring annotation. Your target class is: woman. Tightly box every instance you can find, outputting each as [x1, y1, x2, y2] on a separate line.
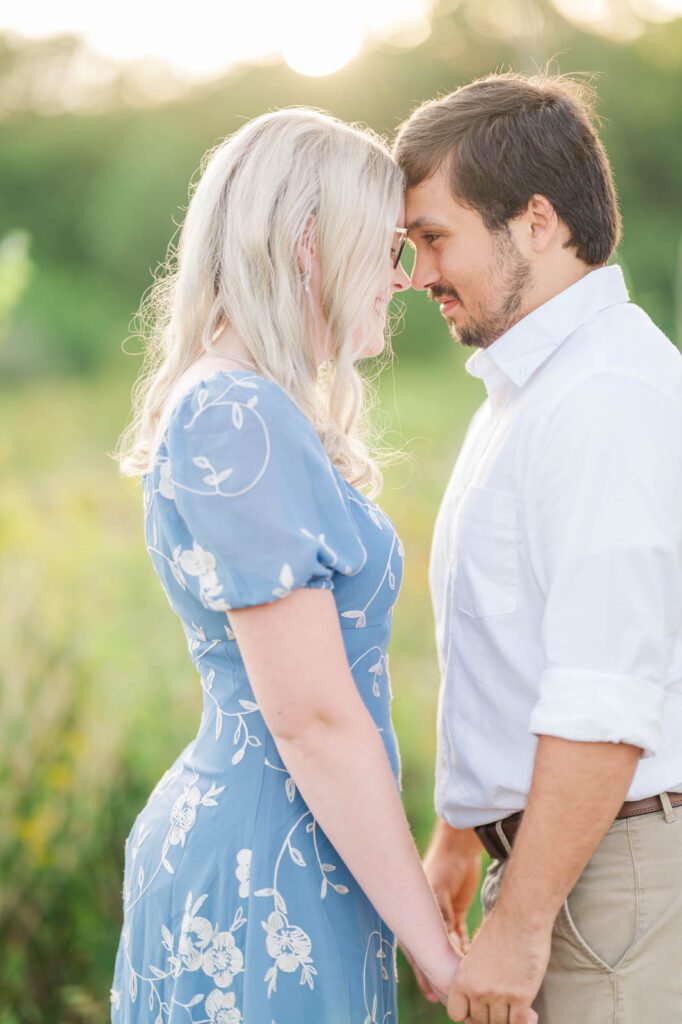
[112, 108, 460, 1023]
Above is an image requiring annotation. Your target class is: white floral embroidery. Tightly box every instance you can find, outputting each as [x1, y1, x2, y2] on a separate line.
[175, 542, 232, 611]
[169, 784, 202, 847]
[205, 988, 243, 1024]
[263, 910, 316, 992]
[186, 621, 221, 662]
[146, 539, 187, 591]
[362, 931, 395, 1024]
[201, 930, 244, 987]
[159, 458, 175, 499]
[236, 849, 251, 898]
[179, 902, 213, 971]
[124, 776, 225, 913]
[264, 758, 297, 803]
[272, 563, 295, 599]
[199, 669, 262, 761]
[341, 527, 400, 629]
[174, 377, 270, 499]
[253, 808, 351, 997]
[349, 646, 388, 698]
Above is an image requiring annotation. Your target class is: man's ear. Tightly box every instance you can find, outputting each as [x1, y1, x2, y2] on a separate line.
[525, 194, 559, 252]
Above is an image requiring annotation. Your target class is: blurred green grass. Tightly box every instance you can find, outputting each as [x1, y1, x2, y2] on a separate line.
[0, 342, 488, 1023]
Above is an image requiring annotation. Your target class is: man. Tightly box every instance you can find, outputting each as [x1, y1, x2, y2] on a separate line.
[393, 73, 682, 1024]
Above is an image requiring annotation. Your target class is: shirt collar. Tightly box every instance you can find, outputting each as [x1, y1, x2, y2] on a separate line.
[465, 264, 630, 396]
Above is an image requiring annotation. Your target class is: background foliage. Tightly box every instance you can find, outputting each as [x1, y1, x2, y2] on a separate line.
[1, 1, 680, 1020]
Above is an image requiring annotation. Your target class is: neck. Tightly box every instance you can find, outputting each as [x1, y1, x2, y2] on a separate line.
[210, 325, 258, 369]
[523, 257, 595, 320]
[477, 257, 598, 352]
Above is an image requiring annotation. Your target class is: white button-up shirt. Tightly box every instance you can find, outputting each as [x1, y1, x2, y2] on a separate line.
[430, 265, 682, 829]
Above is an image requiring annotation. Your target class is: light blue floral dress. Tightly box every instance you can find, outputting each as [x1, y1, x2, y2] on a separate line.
[111, 370, 404, 1024]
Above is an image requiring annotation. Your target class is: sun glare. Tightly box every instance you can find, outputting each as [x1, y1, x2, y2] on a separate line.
[2, 0, 682, 82]
[1, 0, 435, 81]
[281, 19, 364, 76]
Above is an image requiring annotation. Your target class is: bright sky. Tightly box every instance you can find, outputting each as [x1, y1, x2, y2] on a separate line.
[1, 0, 434, 79]
[2, 0, 681, 79]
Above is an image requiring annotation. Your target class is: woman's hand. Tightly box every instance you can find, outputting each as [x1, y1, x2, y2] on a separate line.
[403, 935, 462, 1006]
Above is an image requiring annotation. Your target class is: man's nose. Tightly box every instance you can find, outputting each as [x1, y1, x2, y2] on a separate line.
[409, 250, 440, 293]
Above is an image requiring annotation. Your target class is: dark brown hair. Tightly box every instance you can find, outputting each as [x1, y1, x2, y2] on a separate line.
[393, 72, 621, 266]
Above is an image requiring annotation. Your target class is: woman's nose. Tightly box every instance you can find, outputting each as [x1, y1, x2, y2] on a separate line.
[392, 262, 411, 293]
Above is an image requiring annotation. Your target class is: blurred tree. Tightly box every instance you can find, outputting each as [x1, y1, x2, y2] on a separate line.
[0, 230, 32, 345]
[0, 4, 680, 377]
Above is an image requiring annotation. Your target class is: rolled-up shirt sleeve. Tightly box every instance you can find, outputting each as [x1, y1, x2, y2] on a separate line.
[526, 372, 682, 756]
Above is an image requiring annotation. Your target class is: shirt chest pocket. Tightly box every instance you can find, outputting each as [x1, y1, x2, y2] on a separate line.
[451, 484, 519, 618]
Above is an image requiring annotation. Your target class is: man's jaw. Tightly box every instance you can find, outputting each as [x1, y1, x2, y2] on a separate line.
[428, 283, 517, 349]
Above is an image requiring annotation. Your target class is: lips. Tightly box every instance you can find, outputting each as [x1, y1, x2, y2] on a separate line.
[439, 297, 460, 316]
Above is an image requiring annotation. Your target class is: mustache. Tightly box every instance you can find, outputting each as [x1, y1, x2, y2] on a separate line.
[429, 284, 461, 303]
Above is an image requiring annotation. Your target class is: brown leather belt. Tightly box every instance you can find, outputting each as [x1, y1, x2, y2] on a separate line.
[474, 792, 682, 861]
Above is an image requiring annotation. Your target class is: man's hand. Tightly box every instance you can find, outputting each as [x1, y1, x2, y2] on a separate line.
[424, 824, 482, 951]
[445, 736, 640, 1023]
[447, 904, 547, 1024]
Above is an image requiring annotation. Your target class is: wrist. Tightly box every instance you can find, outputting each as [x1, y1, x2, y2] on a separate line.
[492, 887, 559, 937]
[431, 819, 482, 858]
[413, 934, 460, 996]
[412, 920, 452, 963]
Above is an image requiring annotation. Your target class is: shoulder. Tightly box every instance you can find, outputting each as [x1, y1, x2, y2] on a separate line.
[526, 371, 682, 482]
[582, 301, 682, 397]
[171, 371, 313, 433]
[166, 371, 345, 500]
[529, 303, 681, 432]
[167, 371, 329, 463]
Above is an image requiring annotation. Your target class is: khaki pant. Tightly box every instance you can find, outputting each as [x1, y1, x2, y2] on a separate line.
[480, 796, 682, 1023]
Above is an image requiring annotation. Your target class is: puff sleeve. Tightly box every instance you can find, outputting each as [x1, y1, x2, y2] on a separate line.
[165, 374, 367, 612]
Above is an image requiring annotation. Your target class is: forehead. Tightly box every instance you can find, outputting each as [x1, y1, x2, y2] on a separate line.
[404, 166, 478, 231]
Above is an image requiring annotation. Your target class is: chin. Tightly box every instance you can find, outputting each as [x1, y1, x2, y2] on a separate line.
[354, 330, 386, 360]
[363, 338, 386, 359]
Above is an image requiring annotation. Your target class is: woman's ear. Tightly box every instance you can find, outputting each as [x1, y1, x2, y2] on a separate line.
[296, 217, 318, 283]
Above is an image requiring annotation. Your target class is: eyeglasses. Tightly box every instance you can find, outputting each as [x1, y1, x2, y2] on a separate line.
[391, 227, 408, 269]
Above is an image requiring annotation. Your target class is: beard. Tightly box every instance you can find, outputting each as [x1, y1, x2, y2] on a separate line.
[431, 227, 533, 349]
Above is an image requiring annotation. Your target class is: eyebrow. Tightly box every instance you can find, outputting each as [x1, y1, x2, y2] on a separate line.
[406, 216, 450, 232]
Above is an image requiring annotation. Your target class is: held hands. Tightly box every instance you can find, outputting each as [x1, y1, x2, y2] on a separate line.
[446, 904, 547, 1024]
[407, 826, 544, 1022]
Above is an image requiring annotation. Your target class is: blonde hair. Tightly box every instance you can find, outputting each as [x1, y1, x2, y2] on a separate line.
[115, 107, 404, 496]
